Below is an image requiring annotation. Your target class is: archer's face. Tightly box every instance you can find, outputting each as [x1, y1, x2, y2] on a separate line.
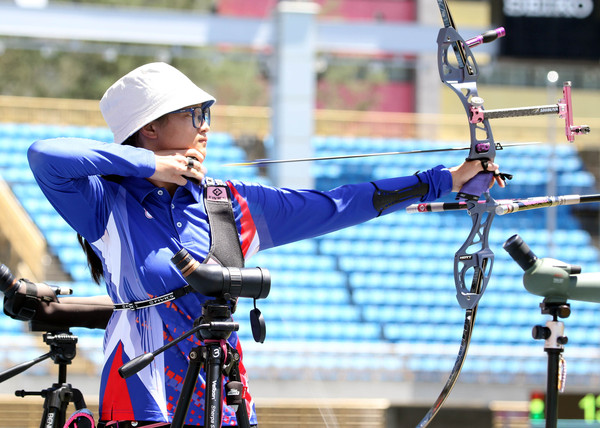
[152, 105, 209, 159]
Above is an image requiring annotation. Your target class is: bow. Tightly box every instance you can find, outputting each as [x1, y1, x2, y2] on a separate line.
[222, 2, 589, 424]
[415, 1, 590, 426]
[413, 3, 502, 424]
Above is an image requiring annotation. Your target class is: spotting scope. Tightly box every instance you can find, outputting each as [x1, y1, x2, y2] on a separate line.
[503, 234, 600, 304]
[171, 249, 270, 301]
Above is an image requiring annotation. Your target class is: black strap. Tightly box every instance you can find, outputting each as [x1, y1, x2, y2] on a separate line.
[113, 285, 193, 311]
[203, 177, 244, 268]
[114, 178, 244, 311]
[371, 172, 429, 217]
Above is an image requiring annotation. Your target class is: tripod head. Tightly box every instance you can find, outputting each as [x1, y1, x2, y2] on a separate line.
[503, 234, 600, 304]
[42, 331, 78, 365]
[196, 299, 235, 341]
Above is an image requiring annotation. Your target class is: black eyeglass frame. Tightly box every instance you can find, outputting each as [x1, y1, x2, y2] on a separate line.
[169, 106, 211, 129]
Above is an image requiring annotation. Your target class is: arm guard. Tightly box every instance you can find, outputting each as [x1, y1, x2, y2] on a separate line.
[372, 173, 429, 216]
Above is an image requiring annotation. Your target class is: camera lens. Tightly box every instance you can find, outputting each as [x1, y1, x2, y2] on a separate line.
[503, 234, 538, 271]
[0, 263, 19, 298]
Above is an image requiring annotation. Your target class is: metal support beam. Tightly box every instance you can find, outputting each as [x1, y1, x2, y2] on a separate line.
[269, 1, 319, 189]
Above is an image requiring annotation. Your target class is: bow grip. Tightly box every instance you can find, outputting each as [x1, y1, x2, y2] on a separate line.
[456, 170, 492, 201]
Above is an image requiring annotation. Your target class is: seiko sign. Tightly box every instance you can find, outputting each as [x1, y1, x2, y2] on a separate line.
[492, 0, 600, 60]
[503, 0, 594, 19]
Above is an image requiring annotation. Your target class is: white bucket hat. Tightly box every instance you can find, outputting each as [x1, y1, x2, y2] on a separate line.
[99, 62, 216, 144]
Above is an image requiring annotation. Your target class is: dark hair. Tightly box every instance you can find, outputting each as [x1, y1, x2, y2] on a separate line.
[77, 233, 104, 284]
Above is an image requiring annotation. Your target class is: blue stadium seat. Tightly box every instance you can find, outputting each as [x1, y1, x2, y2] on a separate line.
[3, 129, 600, 383]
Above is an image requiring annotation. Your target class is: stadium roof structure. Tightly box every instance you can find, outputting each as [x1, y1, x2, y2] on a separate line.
[0, 1, 493, 56]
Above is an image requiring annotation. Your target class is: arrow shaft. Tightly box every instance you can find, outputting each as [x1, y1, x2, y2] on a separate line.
[226, 146, 471, 167]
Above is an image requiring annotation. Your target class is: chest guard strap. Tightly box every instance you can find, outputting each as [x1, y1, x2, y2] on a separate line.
[203, 177, 244, 268]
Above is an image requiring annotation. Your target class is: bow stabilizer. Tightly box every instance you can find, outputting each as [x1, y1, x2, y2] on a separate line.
[407, 194, 600, 215]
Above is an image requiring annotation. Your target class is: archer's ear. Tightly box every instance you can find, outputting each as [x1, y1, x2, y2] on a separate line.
[139, 122, 159, 140]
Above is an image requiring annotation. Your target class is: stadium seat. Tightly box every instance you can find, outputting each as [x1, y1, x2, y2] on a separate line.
[2, 128, 599, 383]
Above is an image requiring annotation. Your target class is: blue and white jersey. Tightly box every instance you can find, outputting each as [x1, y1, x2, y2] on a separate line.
[27, 138, 452, 426]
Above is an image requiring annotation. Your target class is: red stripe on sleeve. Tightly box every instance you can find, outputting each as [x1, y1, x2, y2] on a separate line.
[228, 183, 258, 257]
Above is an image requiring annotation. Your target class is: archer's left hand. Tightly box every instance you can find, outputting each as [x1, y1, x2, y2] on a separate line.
[449, 159, 507, 192]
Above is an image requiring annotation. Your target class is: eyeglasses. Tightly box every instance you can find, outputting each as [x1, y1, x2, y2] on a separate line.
[169, 106, 211, 129]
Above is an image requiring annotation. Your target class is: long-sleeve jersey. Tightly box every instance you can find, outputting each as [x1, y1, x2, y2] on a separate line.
[27, 138, 453, 426]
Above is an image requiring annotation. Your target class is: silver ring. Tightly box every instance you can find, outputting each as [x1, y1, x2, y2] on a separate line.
[186, 157, 195, 169]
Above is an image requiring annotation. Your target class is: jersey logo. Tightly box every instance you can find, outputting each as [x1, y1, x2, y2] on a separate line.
[206, 186, 228, 201]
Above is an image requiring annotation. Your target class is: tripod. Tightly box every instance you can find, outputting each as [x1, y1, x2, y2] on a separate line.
[532, 301, 570, 428]
[0, 330, 88, 428]
[119, 298, 253, 428]
[171, 299, 251, 428]
[120, 254, 270, 427]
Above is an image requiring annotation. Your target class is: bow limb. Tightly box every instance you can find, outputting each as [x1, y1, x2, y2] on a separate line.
[454, 194, 497, 309]
[416, 193, 496, 427]
[416, 302, 480, 428]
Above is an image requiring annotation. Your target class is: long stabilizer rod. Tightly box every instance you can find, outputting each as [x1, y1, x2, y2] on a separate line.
[406, 194, 600, 215]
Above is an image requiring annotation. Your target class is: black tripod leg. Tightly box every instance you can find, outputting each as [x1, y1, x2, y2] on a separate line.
[171, 346, 204, 428]
[234, 397, 251, 428]
[227, 353, 251, 428]
[39, 404, 54, 428]
[546, 349, 561, 428]
[205, 342, 225, 428]
[40, 384, 72, 428]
